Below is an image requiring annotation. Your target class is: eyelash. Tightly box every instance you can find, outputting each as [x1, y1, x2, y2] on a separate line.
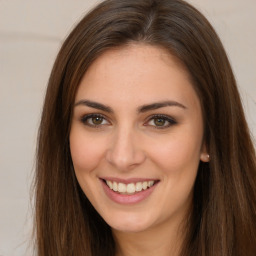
[145, 114, 177, 129]
[80, 114, 110, 128]
[80, 114, 177, 129]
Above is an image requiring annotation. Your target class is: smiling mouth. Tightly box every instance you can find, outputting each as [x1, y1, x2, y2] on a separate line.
[103, 179, 158, 194]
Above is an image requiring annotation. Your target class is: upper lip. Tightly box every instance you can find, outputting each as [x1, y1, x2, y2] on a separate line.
[100, 177, 159, 184]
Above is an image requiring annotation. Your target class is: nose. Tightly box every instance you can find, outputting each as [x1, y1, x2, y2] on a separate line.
[105, 127, 146, 171]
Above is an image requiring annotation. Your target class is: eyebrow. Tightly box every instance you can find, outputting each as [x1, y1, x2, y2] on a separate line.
[138, 101, 187, 112]
[74, 100, 113, 113]
[74, 99, 187, 113]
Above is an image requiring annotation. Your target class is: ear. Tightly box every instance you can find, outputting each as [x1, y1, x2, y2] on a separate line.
[200, 142, 210, 162]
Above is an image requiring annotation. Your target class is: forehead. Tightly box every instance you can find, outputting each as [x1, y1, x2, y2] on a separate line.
[75, 44, 198, 109]
[82, 44, 188, 82]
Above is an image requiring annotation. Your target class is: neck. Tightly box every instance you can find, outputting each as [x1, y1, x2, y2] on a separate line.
[112, 215, 188, 256]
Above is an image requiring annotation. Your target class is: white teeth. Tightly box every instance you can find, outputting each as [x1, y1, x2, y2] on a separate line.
[142, 181, 148, 190]
[105, 180, 155, 193]
[148, 181, 154, 187]
[106, 180, 113, 189]
[135, 182, 143, 192]
[118, 183, 126, 193]
[127, 183, 136, 194]
[113, 182, 118, 191]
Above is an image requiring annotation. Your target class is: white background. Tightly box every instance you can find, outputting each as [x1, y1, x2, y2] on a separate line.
[0, 0, 255, 255]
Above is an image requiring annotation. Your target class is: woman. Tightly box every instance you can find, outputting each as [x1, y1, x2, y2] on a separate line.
[34, 0, 256, 255]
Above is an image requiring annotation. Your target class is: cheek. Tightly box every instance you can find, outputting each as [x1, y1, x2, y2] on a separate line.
[147, 128, 203, 176]
[154, 139, 200, 167]
[148, 133, 202, 216]
[69, 129, 106, 173]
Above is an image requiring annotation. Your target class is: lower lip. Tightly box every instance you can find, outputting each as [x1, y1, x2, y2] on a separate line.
[101, 180, 158, 205]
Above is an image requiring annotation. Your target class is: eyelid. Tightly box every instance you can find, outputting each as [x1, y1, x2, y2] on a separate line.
[80, 113, 111, 127]
[144, 114, 177, 129]
[79, 113, 177, 129]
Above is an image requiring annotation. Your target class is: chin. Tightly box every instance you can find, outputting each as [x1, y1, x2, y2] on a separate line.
[104, 212, 155, 233]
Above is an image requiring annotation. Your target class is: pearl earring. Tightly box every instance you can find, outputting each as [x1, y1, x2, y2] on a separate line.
[201, 153, 210, 162]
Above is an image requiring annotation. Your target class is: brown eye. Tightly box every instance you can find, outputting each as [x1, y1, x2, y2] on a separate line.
[81, 114, 110, 127]
[91, 116, 104, 125]
[153, 118, 166, 127]
[146, 115, 177, 129]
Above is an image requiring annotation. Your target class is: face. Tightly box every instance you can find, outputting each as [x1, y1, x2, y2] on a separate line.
[69, 44, 209, 234]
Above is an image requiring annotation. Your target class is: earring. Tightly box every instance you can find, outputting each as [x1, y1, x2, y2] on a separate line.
[201, 153, 210, 162]
[205, 154, 210, 162]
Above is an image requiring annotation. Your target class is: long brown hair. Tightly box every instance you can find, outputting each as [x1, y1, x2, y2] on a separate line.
[34, 0, 256, 255]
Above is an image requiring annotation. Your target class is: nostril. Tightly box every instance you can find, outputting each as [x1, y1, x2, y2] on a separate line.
[105, 149, 146, 171]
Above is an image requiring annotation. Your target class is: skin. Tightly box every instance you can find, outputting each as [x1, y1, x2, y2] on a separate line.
[69, 44, 209, 256]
